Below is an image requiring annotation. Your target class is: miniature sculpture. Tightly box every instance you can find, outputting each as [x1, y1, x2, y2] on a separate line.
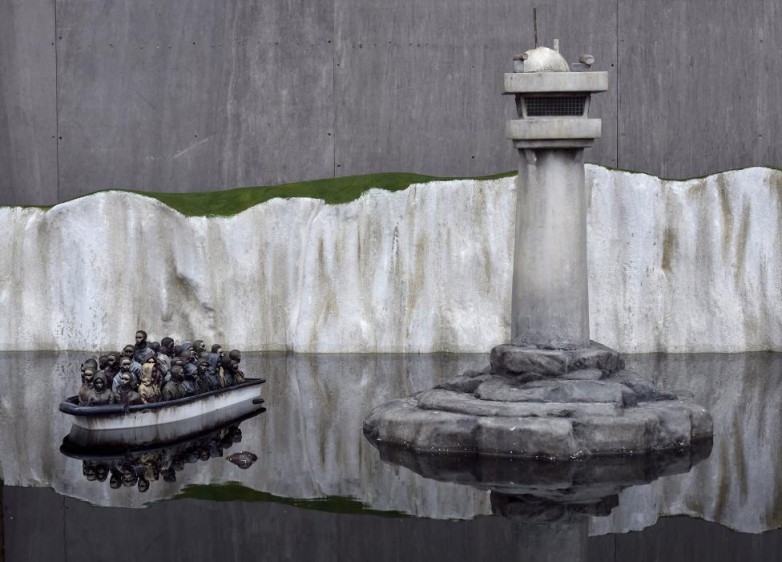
[72, 331, 254, 407]
[138, 357, 162, 403]
[112, 357, 137, 393]
[133, 330, 154, 363]
[78, 368, 96, 406]
[114, 371, 143, 405]
[85, 373, 115, 405]
[162, 365, 186, 401]
[364, 44, 713, 459]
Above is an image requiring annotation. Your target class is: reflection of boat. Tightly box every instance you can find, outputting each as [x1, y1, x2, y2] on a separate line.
[60, 407, 265, 494]
[59, 378, 265, 448]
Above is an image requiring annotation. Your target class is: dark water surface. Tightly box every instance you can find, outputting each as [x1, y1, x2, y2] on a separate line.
[1, 351, 780, 561]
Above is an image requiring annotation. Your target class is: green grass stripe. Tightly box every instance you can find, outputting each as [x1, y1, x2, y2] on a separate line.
[171, 481, 408, 518]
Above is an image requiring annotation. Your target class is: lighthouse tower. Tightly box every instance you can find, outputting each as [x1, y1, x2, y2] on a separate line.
[503, 43, 607, 350]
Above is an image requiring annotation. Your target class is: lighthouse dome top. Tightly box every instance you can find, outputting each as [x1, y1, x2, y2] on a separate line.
[517, 46, 569, 73]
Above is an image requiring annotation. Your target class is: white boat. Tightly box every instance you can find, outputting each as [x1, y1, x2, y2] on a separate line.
[59, 378, 265, 448]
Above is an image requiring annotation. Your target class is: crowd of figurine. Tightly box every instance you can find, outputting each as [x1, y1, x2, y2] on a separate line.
[80, 425, 243, 492]
[77, 330, 247, 406]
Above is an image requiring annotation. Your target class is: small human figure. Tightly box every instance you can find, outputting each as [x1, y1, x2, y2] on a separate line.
[192, 340, 207, 358]
[194, 360, 210, 394]
[162, 365, 186, 401]
[181, 365, 198, 397]
[220, 357, 236, 386]
[114, 371, 143, 406]
[112, 357, 139, 393]
[81, 357, 99, 374]
[207, 345, 223, 376]
[86, 372, 115, 405]
[138, 356, 162, 404]
[132, 330, 154, 364]
[95, 464, 109, 482]
[102, 353, 121, 385]
[229, 359, 245, 384]
[120, 344, 142, 378]
[79, 368, 96, 405]
[208, 358, 227, 390]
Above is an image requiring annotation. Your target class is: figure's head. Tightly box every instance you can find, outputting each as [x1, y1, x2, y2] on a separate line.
[84, 465, 97, 481]
[160, 337, 174, 355]
[123, 345, 134, 358]
[229, 360, 240, 373]
[149, 341, 160, 353]
[82, 368, 95, 386]
[120, 358, 132, 373]
[120, 371, 132, 387]
[211, 344, 222, 354]
[93, 373, 107, 392]
[137, 478, 150, 493]
[228, 350, 241, 363]
[109, 473, 121, 489]
[96, 464, 109, 482]
[121, 471, 137, 487]
[135, 330, 147, 346]
[196, 360, 209, 374]
[193, 340, 206, 353]
[106, 354, 118, 368]
[81, 358, 98, 372]
[170, 365, 184, 382]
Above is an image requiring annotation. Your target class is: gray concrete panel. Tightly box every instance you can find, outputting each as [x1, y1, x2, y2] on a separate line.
[55, 0, 334, 201]
[617, 0, 782, 178]
[0, 0, 58, 206]
[334, 0, 533, 178]
[532, 0, 619, 168]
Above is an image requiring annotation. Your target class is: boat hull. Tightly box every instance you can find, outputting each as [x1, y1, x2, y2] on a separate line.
[61, 379, 264, 448]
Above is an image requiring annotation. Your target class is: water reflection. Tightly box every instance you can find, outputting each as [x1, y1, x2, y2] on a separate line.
[371, 442, 712, 561]
[0, 351, 779, 534]
[60, 409, 264, 494]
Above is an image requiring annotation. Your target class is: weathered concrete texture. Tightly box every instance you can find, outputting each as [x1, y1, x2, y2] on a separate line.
[55, 0, 334, 201]
[490, 342, 623, 376]
[4, 1, 782, 205]
[1, 166, 782, 352]
[333, 0, 528, 179]
[0, 0, 58, 206]
[617, 0, 782, 179]
[512, 149, 591, 349]
[363, 360, 712, 459]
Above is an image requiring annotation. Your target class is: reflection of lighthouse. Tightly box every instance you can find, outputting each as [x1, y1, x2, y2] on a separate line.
[373, 441, 712, 562]
[503, 43, 607, 349]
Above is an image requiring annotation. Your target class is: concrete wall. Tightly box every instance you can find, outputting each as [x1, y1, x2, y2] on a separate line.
[1, 0, 780, 205]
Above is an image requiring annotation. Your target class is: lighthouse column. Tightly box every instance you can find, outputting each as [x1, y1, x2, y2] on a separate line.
[512, 147, 589, 349]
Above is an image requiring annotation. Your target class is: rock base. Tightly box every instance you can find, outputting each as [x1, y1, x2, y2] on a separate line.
[363, 341, 713, 459]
